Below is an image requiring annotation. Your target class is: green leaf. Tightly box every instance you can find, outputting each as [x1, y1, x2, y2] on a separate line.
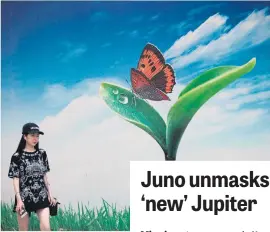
[178, 66, 237, 98]
[167, 58, 256, 160]
[99, 82, 167, 154]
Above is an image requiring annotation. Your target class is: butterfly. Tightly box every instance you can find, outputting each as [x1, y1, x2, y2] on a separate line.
[130, 43, 176, 101]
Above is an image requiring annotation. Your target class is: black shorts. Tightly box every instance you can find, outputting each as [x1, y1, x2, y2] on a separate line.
[13, 195, 50, 217]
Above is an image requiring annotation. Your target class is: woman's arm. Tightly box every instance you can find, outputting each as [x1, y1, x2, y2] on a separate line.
[13, 177, 25, 212]
[44, 173, 57, 205]
[44, 173, 53, 197]
[13, 177, 22, 201]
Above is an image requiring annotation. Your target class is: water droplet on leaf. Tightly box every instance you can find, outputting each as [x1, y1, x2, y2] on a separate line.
[118, 94, 128, 104]
[113, 89, 119, 94]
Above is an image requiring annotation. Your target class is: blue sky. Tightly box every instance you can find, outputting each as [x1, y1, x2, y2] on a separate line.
[2, 3, 269, 84]
[2, 1, 270, 134]
[2, 1, 270, 207]
[1, 0, 270, 139]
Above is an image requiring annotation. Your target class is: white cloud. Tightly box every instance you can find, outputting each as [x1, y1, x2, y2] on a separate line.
[150, 14, 160, 21]
[58, 44, 87, 62]
[246, 77, 270, 91]
[130, 16, 143, 23]
[205, 88, 270, 111]
[164, 13, 228, 59]
[187, 3, 224, 18]
[116, 30, 125, 36]
[90, 11, 109, 22]
[230, 91, 270, 106]
[148, 28, 159, 35]
[41, 95, 105, 135]
[42, 77, 122, 108]
[251, 81, 270, 90]
[170, 8, 270, 69]
[168, 21, 192, 35]
[129, 30, 139, 37]
[101, 42, 112, 48]
[110, 60, 121, 69]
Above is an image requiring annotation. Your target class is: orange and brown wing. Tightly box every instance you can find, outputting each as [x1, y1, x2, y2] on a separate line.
[131, 68, 170, 101]
[131, 68, 150, 92]
[137, 43, 165, 81]
[151, 64, 176, 93]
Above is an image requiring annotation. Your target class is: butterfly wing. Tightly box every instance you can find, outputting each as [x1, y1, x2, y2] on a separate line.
[131, 68, 170, 101]
[150, 64, 176, 93]
[131, 68, 151, 93]
[137, 43, 165, 81]
[137, 43, 176, 94]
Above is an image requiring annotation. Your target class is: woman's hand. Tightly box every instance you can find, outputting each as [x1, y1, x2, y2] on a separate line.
[48, 195, 57, 206]
[16, 199, 25, 213]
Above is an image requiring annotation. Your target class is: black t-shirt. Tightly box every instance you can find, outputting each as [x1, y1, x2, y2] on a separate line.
[8, 149, 51, 212]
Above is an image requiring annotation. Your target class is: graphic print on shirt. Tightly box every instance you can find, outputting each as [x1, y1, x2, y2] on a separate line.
[8, 149, 50, 205]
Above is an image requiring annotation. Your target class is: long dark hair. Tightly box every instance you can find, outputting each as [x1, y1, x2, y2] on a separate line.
[15, 133, 40, 155]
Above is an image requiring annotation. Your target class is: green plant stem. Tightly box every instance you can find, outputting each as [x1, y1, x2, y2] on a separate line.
[164, 151, 176, 161]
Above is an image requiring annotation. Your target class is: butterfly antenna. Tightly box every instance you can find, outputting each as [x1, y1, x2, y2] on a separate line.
[125, 78, 136, 106]
[125, 78, 131, 88]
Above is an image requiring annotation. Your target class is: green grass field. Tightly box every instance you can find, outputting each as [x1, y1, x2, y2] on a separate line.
[1, 199, 130, 231]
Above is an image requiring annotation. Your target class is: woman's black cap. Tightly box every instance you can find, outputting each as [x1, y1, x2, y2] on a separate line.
[22, 123, 44, 135]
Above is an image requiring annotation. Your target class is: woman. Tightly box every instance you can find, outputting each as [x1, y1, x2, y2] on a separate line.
[8, 122, 57, 231]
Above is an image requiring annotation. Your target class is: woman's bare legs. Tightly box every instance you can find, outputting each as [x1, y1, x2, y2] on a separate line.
[36, 207, 51, 231]
[17, 212, 29, 231]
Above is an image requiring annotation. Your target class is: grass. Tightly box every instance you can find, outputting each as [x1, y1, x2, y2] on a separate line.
[1, 199, 130, 231]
